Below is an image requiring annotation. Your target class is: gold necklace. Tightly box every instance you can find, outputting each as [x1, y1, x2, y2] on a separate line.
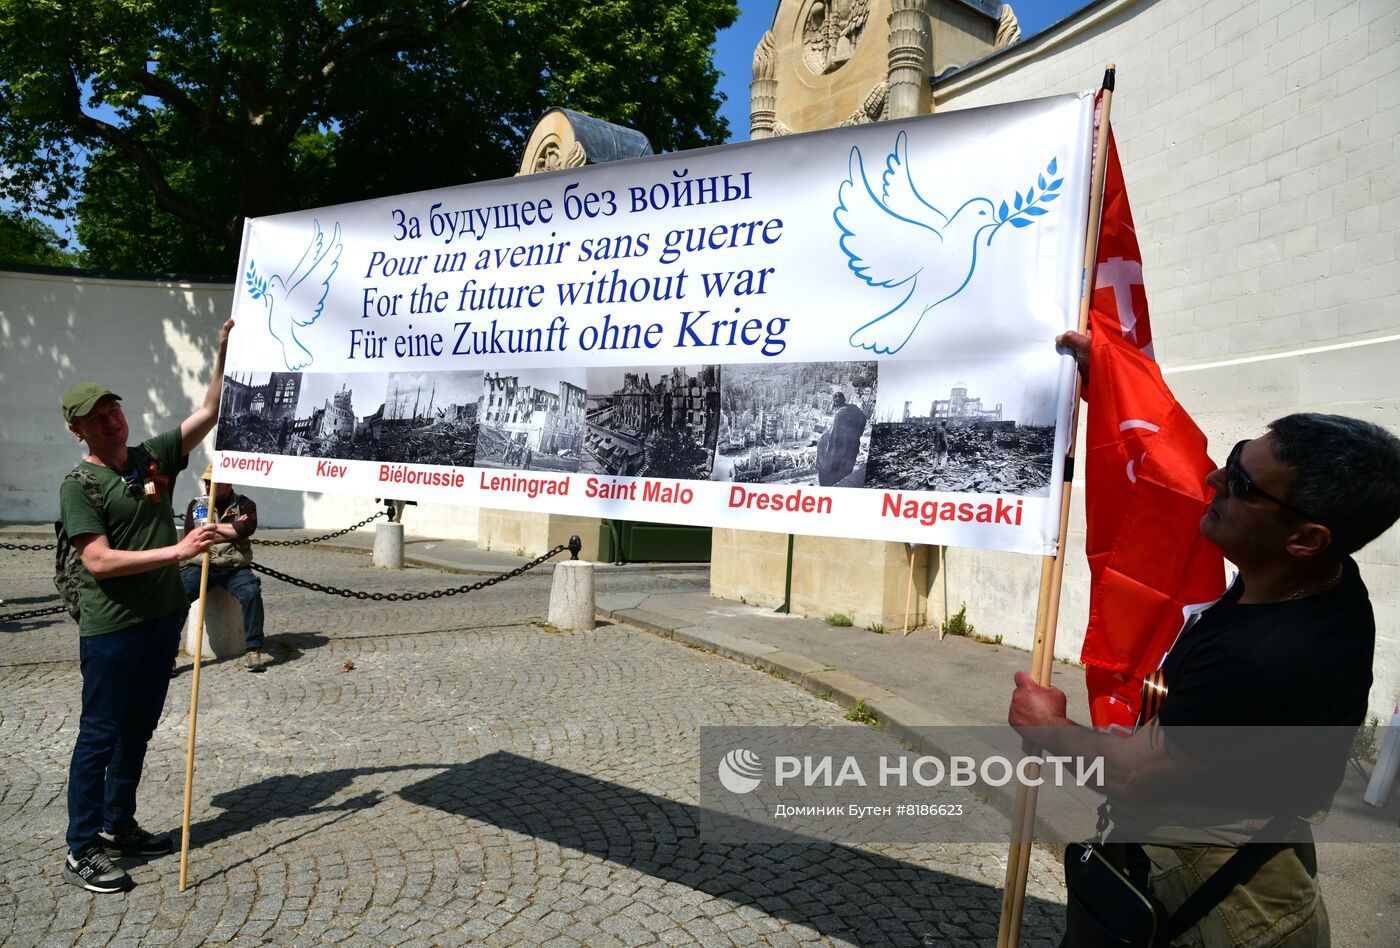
[1285, 563, 1344, 601]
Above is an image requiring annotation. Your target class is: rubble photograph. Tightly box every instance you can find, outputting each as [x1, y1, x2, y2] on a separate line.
[216, 370, 482, 467]
[583, 364, 721, 480]
[712, 361, 878, 487]
[371, 371, 482, 466]
[475, 368, 587, 473]
[864, 360, 1059, 496]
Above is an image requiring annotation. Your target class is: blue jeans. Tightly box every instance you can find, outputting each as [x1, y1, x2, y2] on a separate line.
[181, 565, 264, 650]
[67, 611, 184, 854]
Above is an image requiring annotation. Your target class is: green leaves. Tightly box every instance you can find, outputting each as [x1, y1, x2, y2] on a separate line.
[2, 0, 740, 271]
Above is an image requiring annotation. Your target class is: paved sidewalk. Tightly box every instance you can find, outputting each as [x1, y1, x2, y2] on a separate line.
[304, 527, 1400, 945]
[3, 523, 1396, 945]
[1, 533, 1070, 946]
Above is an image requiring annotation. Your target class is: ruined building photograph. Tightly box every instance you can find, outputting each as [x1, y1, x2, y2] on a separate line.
[215, 370, 482, 466]
[712, 361, 878, 487]
[583, 364, 721, 479]
[370, 371, 483, 466]
[216, 372, 303, 453]
[475, 369, 587, 473]
[864, 359, 1059, 495]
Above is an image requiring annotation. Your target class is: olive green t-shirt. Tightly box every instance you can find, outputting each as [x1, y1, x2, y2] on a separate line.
[59, 427, 190, 635]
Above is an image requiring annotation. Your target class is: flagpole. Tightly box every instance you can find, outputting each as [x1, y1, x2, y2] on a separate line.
[996, 64, 1116, 948]
[178, 483, 219, 892]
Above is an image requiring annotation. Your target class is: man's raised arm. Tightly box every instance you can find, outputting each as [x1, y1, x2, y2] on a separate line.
[181, 319, 235, 455]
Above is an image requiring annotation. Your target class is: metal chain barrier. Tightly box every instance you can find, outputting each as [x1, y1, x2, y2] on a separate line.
[251, 510, 389, 546]
[4, 537, 579, 622]
[248, 542, 570, 601]
[0, 511, 389, 555]
[0, 602, 67, 622]
[3, 519, 578, 622]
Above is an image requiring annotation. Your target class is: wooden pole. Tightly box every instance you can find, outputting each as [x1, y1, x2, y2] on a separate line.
[938, 546, 949, 640]
[996, 65, 1117, 948]
[903, 544, 917, 635]
[178, 483, 220, 891]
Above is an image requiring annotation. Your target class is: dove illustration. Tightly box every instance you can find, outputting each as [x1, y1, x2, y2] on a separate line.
[245, 219, 344, 371]
[834, 131, 1060, 355]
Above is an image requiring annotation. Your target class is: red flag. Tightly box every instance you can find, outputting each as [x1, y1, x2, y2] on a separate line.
[1080, 134, 1225, 730]
[1091, 133, 1153, 356]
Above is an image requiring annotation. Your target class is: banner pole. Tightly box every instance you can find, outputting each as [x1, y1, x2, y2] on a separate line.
[996, 64, 1116, 948]
[903, 544, 917, 635]
[178, 484, 219, 892]
[938, 546, 949, 639]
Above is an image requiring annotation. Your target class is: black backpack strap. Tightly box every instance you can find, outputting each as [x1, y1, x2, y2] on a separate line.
[1158, 815, 1305, 945]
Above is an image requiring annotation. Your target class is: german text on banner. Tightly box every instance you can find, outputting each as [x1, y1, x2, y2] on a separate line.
[216, 94, 1096, 555]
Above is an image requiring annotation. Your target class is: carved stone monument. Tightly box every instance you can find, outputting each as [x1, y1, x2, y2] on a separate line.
[518, 108, 653, 176]
[749, 0, 1016, 139]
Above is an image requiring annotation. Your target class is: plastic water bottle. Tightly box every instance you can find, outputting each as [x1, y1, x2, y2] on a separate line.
[191, 495, 211, 528]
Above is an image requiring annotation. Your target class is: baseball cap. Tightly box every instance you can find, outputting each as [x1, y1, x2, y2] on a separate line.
[62, 383, 121, 424]
[202, 463, 214, 480]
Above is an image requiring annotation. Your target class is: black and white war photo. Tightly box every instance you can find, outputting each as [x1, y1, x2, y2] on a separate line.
[582, 364, 720, 479]
[475, 369, 587, 473]
[712, 362, 878, 487]
[863, 359, 1059, 495]
[216, 370, 482, 466]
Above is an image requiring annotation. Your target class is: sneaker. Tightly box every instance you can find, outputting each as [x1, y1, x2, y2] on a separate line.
[244, 649, 266, 672]
[98, 824, 174, 858]
[62, 846, 133, 893]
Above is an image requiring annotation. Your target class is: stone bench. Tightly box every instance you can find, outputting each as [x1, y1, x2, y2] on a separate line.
[183, 585, 246, 659]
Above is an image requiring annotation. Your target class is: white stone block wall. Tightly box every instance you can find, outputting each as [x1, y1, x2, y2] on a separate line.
[931, 0, 1400, 722]
[0, 267, 479, 539]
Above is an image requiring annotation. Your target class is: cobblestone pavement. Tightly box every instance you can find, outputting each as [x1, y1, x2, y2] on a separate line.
[1, 545, 1066, 946]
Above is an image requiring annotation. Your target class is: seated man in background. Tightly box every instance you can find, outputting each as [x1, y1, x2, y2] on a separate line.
[181, 464, 266, 672]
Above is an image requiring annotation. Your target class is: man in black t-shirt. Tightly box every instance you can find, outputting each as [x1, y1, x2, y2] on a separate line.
[1008, 331, 1400, 946]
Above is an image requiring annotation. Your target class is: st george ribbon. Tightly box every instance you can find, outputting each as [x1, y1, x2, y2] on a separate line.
[217, 93, 1095, 556]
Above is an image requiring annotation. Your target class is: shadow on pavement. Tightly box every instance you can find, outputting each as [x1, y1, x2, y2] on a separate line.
[401, 752, 1064, 943]
[265, 631, 330, 665]
[183, 750, 1058, 940]
[184, 753, 1064, 942]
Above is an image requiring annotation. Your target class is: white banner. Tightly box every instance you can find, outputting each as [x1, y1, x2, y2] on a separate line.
[217, 93, 1095, 555]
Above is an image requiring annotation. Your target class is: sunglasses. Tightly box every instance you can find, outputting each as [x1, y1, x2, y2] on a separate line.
[1224, 440, 1325, 524]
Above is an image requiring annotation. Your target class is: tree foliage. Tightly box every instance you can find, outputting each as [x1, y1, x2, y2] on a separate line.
[0, 210, 78, 266]
[1, 0, 738, 273]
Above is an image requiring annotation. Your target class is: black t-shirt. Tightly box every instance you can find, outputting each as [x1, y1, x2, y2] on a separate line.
[1154, 558, 1374, 813]
[1158, 557, 1374, 728]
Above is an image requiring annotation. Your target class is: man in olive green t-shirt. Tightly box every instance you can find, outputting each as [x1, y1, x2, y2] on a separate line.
[57, 318, 232, 894]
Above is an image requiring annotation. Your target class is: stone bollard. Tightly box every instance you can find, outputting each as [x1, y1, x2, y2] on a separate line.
[548, 560, 595, 631]
[372, 520, 404, 569]
[183, 586, 246, 659]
